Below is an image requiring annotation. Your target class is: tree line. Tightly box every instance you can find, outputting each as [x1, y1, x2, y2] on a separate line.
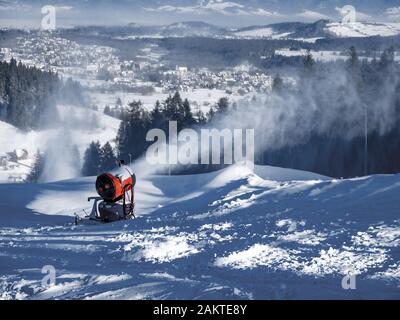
[0, 58, 84, 131]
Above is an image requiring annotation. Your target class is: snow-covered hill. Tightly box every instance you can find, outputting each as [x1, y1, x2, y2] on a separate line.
[0, 163, 399, 299]
[111, 20, 400, 40]
[325, 22, 400, 38]
[234, 21, 400, 39]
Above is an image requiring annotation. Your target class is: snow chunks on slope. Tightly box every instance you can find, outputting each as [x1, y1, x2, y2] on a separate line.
[302, 247, 387, 276]
[214, 244, 302, 271]
[351, 224, 400, 248]
[214, 244, 388, 276]
[110, 222, 235, 264]
[277, 230, 327, 246]
[127, 234, 200, 263]
[370, 264, 400, 282]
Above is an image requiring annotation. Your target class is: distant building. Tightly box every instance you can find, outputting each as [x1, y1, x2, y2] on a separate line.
[7, 149, 29, 161]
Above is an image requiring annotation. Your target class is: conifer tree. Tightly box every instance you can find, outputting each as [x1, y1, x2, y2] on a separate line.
[181, 98, 195, 127]
[100, 142, 116, 171]
[26, 150, 45, 183]
[82, 141, 102, 176]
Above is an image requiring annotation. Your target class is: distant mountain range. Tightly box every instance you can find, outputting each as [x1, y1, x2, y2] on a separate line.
[103, 20, 400, 40]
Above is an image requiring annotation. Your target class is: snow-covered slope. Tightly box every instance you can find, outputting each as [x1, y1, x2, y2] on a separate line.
[0, 164, 399, 299]
[112, 20, 400, 40]
[325, 22, 400, 38]
[233, 21, 400, 40]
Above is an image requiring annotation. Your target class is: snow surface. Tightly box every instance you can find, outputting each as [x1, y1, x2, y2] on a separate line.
[87, 88, 245, 114]
[325, 22, 400, 38]
[0, 163, 399, 299]
[234, 28, 275, 38]
[275, 49, 357, 62]
[233, 22, 400, 40]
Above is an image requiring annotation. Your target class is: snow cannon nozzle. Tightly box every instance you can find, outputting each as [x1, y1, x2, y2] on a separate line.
[95, 165, 136, 203]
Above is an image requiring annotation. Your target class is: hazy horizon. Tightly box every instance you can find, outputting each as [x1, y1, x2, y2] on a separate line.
[0, 0, 399, 28]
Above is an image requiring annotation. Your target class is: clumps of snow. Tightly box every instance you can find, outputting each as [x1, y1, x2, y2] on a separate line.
[302, 247, 387, 276]
[275, 219, 305, 231]
[111, 232, 138, 242]
[123, 232, 199, 263]
[351, 225, 400, 248]
[113, 222, 237, 264]
[214, 244, 301, 271]
[199, 222, 233, 231]
[147, 226, 179, 233]
[370, 264, 400, 281]
[277, 230, 327, 246]
[124, 235, 200, 263]
[197, 222, 236, 244]
[0, 276, 29, 300]
[215, 242, 388, 276]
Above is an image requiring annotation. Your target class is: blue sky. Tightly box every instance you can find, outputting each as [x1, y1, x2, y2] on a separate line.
[0, 0, 399, 28]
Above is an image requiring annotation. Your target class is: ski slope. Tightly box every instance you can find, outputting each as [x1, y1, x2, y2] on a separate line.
[0, 163, 399, 299]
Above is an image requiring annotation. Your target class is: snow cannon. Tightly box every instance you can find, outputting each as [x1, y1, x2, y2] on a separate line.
[75, 160, 136, 225]
[96, 172, 135, 203]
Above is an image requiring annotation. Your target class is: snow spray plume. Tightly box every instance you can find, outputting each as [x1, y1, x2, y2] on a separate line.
[40, 128, 80, 182]
[38, 104, 100, 182]
[213, 59, 400, 162]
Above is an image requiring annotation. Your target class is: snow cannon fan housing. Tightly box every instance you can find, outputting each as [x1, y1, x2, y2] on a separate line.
[96, 172, 136, 203]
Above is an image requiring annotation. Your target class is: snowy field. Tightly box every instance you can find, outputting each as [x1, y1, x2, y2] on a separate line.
[0, 163, 399, 299]
[88, 88, 245, 113]
[275, 49, 355, 62]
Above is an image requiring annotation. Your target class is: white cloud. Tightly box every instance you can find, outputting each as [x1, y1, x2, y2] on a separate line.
[146, 5, 196, 14]
[296, 9, 330, 21]
[0, 1, 30, 12]
[145, 0, 279, 17]
[386, 7, 400, 15]
[55, 6, 74, 12]
[385, 6, 400, 20]
[251, 8, 280, 17]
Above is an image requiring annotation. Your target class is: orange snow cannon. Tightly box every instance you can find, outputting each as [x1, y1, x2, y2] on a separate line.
[75, 160, 136, 225]
[96, 172, 135, 202]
